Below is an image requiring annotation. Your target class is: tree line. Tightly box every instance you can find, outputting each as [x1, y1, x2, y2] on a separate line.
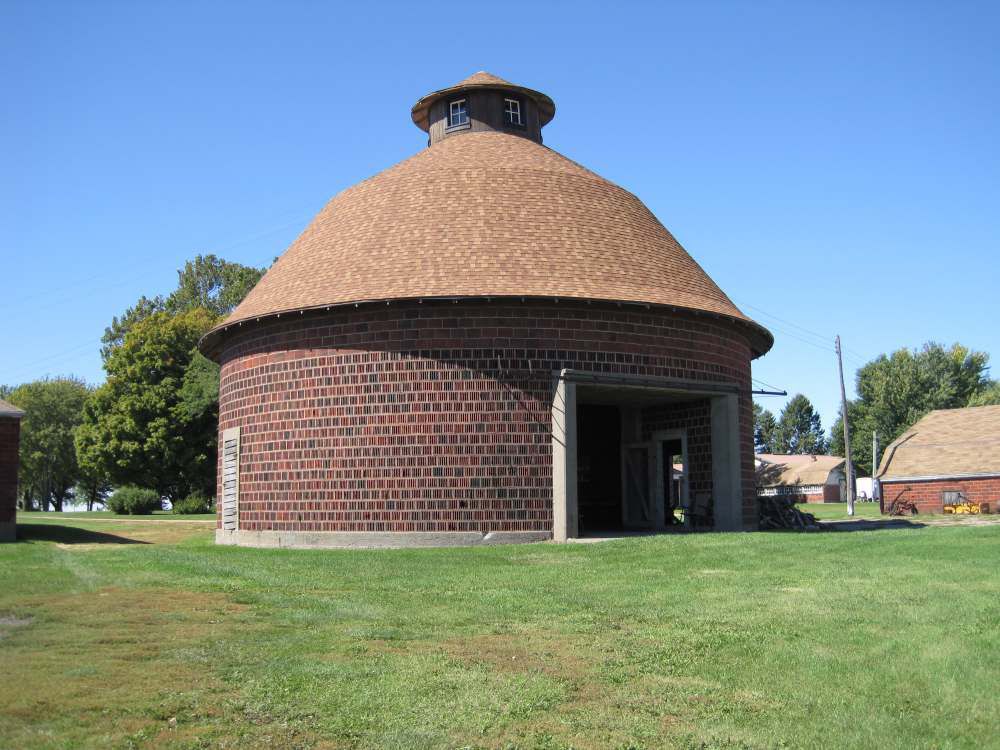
[753, 342, 1000, 475]
[754, 395, 827, 455]
[5, 255, 263, 512]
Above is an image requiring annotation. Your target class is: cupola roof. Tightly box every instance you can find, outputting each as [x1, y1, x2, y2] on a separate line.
[410, 70, 556, 132]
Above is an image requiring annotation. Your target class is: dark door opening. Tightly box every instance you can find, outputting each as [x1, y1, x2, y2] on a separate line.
[577, 404, 622, 532]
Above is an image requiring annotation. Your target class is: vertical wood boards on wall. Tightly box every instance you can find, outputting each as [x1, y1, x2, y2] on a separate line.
[222, 426, 240, 531]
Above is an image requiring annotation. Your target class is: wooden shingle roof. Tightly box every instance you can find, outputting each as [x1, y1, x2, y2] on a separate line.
[203, 130, 772, 357]
[877, 405, 1000, 480]
[756, 454, 845, 486]
[0, 399, 25, 418]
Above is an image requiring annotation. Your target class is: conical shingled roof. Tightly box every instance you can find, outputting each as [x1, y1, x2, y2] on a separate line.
[205, 130, 772, 356]
[457, 70, 513, 86]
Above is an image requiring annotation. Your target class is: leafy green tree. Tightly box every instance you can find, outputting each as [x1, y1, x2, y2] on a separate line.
[968, 381, 1000, 406]
[79, 308, 218, 501]
[166, 254, 264, 317]
[74, 423, 114, 512]
[74, 468, 112, 512]
[101, 255, 264, 361]
[7, 377, 90, 511]
[101, 295, 165, 361]
[753, 402, 779, 453]
[89, 253, 263, 504]
[773, 394, 826, 454]
[830, 342, 993, 474]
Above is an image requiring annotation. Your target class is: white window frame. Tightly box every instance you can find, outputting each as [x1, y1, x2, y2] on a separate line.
[448, 98, 469, 127]
[504, 97, 523, 126]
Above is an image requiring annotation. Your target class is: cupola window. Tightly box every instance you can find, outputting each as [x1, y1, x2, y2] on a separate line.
[504, 97, 523, 126]
[448, 99, 469, 127]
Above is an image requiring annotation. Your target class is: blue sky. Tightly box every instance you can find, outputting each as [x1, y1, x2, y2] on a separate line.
[3, 0, 998, 434]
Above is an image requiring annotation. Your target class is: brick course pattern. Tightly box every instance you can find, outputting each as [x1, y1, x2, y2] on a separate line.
[216, 301, 757, 535]
[0, 418, 20, 526]
[881, 477, 1000, 514]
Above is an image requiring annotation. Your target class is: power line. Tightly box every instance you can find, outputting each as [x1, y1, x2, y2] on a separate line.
[734, 297, 878, 366]
[733, 298, 833, 346]
[763, 322, 836, 354]
[843, 345, 870, 362]
[842, 352, 868, 369]
[2, 212, 312, 384]
[2, 339, 102, 382]
[0, 211, 310, 313]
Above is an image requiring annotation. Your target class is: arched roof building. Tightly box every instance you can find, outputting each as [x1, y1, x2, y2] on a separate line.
[202, 72, 772, 548]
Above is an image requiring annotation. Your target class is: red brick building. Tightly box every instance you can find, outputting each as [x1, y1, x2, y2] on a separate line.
[0, 399, 25, 542]
[878, 405, 1000, 514]
[755, 454, 846, 503]
[199, 72, 773, 548]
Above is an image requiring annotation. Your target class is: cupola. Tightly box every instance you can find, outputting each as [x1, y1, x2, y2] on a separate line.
[410, 70, 555, 145]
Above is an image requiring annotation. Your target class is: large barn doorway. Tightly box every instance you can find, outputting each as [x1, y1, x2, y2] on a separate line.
[574, 404, 690, 535]
[551, 370, 744, 540]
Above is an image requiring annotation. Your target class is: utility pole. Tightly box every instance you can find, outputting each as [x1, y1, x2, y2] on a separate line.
[835, 335, 855, 516]
[872, 430, 880, 511]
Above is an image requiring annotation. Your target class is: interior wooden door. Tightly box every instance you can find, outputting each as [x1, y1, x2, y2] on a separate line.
[623, 443, 653, 529]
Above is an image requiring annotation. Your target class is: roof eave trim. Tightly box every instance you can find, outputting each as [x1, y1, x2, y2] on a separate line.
[198, 294, 775, 361]
[758, 483, 828, 489]
[879, 472, 1000, 482]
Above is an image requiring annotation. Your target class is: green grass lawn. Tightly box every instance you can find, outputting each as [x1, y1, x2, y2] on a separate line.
[794, 502, 882, 520]
[1, 519, 998, 749]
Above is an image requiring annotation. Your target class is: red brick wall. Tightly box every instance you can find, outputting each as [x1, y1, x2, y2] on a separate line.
[216, 301, 757, 534]
[881, 477, 1000, 514]
[792, 487, 823, 504]
[757, 484, 841, 504]
[0, 418, 21, 525]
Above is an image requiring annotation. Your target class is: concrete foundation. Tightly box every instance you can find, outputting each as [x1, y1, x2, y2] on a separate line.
[216, 528, 552, 549]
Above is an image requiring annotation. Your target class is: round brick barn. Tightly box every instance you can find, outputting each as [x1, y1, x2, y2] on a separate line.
[200, 71, 773, 548]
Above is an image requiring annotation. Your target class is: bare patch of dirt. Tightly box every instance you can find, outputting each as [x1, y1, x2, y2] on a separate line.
[923, 515, 1000, 526]
[0, 614, 32, 639]
[436, 631, 595, 680]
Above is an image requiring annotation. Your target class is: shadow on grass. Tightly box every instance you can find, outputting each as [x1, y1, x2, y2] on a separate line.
[15, 524, 149, 545]
[822, 518, 927, 532]
[756, 518, 927, 534]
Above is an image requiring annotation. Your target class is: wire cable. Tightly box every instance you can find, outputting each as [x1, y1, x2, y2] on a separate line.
[0, 211, 310, 313]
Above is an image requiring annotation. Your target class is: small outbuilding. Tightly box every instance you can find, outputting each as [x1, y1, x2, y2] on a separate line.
[877, 405, 1000, 514]
[755, 454, 846, 503]
[0, 398, 25, 542]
